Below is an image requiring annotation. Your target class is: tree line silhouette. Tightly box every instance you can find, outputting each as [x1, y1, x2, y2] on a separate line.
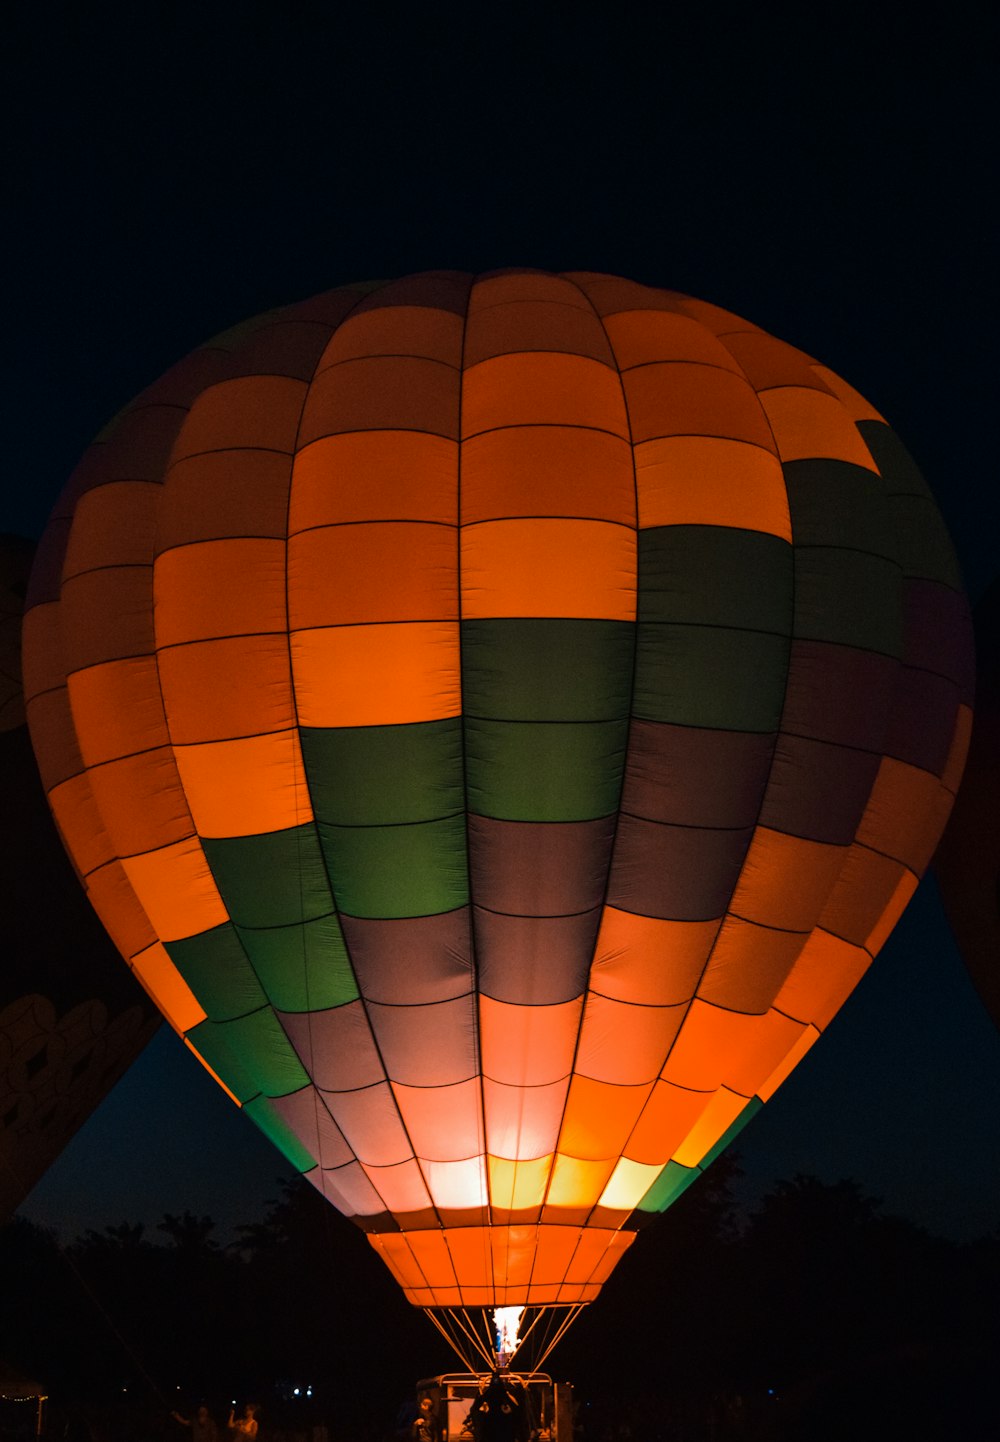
[1, 1159, 995, 1442]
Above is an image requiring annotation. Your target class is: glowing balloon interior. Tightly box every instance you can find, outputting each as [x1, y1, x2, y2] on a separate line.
[23, 271, 972, 1362]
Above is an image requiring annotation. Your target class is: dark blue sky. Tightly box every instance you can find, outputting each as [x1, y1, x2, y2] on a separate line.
[6, 2, 998, 1246]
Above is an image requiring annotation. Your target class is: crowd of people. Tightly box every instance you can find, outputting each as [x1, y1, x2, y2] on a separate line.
[170, 1403, 260, 1442]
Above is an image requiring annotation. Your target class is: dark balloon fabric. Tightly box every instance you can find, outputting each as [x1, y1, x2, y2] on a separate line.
[22, 272, 973, 1305]
[1, 533, 159, 1221]
[935, 579, 1000, 1029]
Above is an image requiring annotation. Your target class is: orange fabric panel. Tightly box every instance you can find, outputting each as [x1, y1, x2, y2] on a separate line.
[318, 304, 464, 367]
[171, 375, 307, 459]
[60, 566, 152, 672]
[574, 993, 686, 1084]
[673, 295, 764, 336]
[545, 1154, 617, 1210]
[84, 858, 158, 960]
[755, 1023, 820, 1103]
[290, 432, 458, 530]
[624, 1079, 712, 1165]
[818, 845, 910, 949]
[68, 657, 170, 766]
[557, 1076, 652, 1159]
[565, 272, 680, 317]
[942, 703, 973, 794]
[698, 919, 806, 1013]
[392, 1079, 483, 1162]
[866, 870, 919, 955]
[482, 1076, 570, 1159]
[47, 773, 115, 878]
[423, 1156, 488, 1212]
[157, 635, 295, 745]
[661, 1000, 761, 1092]
[183, 1036, 242, 1105]
[460, 426, 635, 525]
[87, 747, 192, 857]
[469, 273, 594, 311]
[809, 365, 885, 423]
[672, 1087, 748, 1167]
[623, 363, 775, 449]
[759, 387, 880, 470]
[491, 1223, 542, 1290]
[461, 518, 636, 621]
[297, 356, 460, 446]
[359, 1159, 434, 1214]
[463, 300, 615, 368]
[19, 603, 64, 702]
[159, 450, 293, 547]
[369, 1232, 430, 1291]
[565, 1227, 635, 1288]
[62, 481, 160, 577]
[855, 755, 954, 873]
[173, 729, 312, 838]
[121, 837, 228, 942]
[154, 539, 287, 647]
[603, 310, 744, 372]
[130, 940, 205, 1033]
[599, 1156, 665, 1211]
[718, 332, 825, 391]
[591, 909, 720, 1006]
[24, 690, 83, 792]
[488, 1154, 552, 1211]
[721, 1007, 810, 1096]
[398, 1227, 460, 1288]
[773, 928, 872, 1029]
[289, 521, 457, 629]
[729, 827, 847, 932]
[462, 353, 629, 437]
[634, 435, 792, 540]
[444, 1225, 495, 1287]
[291, 620, 461, 727]
[479, 995, 582, 1087]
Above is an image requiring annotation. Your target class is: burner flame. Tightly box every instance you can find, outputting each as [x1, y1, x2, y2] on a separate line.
[493, 1305, 525, 1367]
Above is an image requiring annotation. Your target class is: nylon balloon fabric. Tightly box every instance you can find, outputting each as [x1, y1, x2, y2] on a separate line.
[22, 271, 973, 1307]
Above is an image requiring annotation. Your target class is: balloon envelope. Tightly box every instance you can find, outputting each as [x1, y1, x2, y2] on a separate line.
[23, 271, 972, 1307]
[1, 533, 159, 1221]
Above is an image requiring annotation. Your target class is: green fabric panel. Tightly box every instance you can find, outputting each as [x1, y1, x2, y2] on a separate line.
[188, 1007, 309, 1098]
[636, 1159, 700, 1214]
[203, 824, 333, 929]
[700, 1096, 762, 1170]
[856, 420, 933, 499]
[319, 814, 469, 918]
[242, 1094, 318, 1173]
[638, 526, 792, 632]
[633, 624, 789, 732]
[300, 719, 463, 825]
[165, 923, 267, 1022]
[794, 548, 902, 656]
[461, 618, 635, 721]
[465, 718, 627, 821]
[236, 913, 359, 1012]
[889, 494, 964, 589]
[783, 458, 894, 557]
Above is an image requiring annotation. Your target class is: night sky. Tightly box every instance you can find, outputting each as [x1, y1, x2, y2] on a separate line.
[5, 3, 998, 1248]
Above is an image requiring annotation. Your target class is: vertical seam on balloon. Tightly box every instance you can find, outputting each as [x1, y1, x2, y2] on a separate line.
[532, 272, 642, 1285]
[458, 271, 494, 1307]
[282, 280, 424, 1229]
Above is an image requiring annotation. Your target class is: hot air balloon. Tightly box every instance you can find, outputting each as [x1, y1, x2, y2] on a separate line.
[1, 533, 159, 1221]
[22, 270, 972, 1368]
[935, 578, 1000, 1030]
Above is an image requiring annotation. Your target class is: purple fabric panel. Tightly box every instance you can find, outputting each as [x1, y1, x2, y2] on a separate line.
[339, 908, 474, 1004]
[620, 721, 775, 828]
[278, 1000, 384, 1091]
[883, 667, 961, 777]
[609, 816, 753, 921]
[759, 734, 881, 845]
[781, 641, 899, 751]
[366, 994, 478, 1086]
[467, 815, 616, 916]
[268, 1086, 354, 1168]
[474, 907, 601, 1004]
[904, 579, 975, 698]
[351, 272, 473, 316]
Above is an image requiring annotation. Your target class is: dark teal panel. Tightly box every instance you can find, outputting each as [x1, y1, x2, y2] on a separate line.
[783, 458, 894, 556]
[856, 420, 933, 499]
[300, 718, 464, 825]
[236, 913, 359, 1012]
[461, 617, 635, 721]
[794, 548, 902, 656]
[700, 1095, 762, 1169]
[165, 923, 267, 1021]
[636, 1159, 700, 1214]
[243, 1094, 318, 1172]
[633, 624, 789, 731]
[637, 526, 792, 632]
[319, 814, 469, 918]
[188, 1007, 309, 1099]
[465, 718, 627, 821]
[857, 421, 962, 589]
[203, 824, 332, 929]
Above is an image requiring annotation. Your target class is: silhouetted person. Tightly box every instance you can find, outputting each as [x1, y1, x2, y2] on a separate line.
[172, 1405, 220, 1442]
[229, 1404, 259, 1442]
